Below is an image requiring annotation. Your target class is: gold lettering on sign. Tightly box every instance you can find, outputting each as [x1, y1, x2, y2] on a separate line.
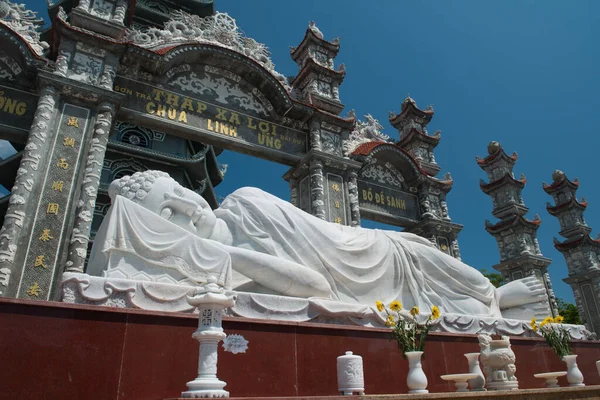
[56, 158, 69, 169]
[331, 183, 340, 192]
[63, 137, 75, 148]
[0, 90, 27, 115]
[334, 217, 342, 224]
[67, 117, 79, 127]
[47, 203, 59, 215]
[207, 119, 238, 138]
[51, 181, 64, 192]
[26, 283, 41, 297]
[39, 229, 53, 242]
[34, 255, 47, 269]
[335, 201, 340, 209]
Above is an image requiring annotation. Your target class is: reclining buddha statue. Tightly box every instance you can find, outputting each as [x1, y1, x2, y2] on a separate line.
[86, 170, 550, 321]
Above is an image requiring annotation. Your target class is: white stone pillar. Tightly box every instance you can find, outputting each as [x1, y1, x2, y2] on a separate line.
[182, 276, 236, 399]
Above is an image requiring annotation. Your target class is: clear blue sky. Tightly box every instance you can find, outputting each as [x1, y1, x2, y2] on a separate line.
[28, 0, 599, 303]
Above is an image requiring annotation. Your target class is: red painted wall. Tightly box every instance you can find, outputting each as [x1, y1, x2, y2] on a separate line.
[1, 298, 599, 400]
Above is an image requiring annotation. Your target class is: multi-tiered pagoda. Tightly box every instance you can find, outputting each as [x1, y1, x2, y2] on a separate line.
[544, 170, 600, 333]
[392, 97, 463, 259]
[477, 141, 557, 314]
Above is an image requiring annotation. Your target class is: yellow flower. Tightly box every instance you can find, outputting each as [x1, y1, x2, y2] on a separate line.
[530, 318, 538, 332]
[376, 300, 384, 312]
[410, 306, 420, 317]
[540, 316, 553, 328]
[390, 300, 402, 312]
[385, 315, 395, 326]
[554, 315, 564, 324]
[431, 305, 440, 320]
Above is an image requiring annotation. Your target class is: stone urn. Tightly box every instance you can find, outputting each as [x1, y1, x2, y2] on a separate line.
[478, 334, 518, 391]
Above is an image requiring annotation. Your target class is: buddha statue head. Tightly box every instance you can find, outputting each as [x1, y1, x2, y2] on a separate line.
[108, 171, 217, 238]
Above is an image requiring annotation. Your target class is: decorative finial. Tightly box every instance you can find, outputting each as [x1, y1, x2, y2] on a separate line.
[487, 141, 500, 155]
[443, 172, 452, 181]
[519, 173, 526, 180]
[552, 169, 565, 182]
[533, 214, 541, 221]
[388, 111, 397, 119]
[308, 21, 323, 39]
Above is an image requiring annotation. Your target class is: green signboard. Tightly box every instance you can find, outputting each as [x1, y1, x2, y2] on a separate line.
[0, 84, 38, 133]
[358, 179, 420, 222]
[114, 76, 307, 160]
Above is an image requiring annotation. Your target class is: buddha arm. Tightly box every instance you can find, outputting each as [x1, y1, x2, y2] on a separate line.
[213, 242, 332, 299]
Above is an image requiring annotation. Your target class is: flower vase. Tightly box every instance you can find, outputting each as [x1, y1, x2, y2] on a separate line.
[405, 351, 428, 394]
[464, 352, 486, 391]
[563, 355, 585, 387]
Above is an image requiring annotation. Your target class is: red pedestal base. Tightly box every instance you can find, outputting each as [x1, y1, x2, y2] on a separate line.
[1, 298, 600, 400]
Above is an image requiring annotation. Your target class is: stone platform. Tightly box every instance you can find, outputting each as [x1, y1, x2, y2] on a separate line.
[2, 297, 600, 400]
[168, 386, 600, 399]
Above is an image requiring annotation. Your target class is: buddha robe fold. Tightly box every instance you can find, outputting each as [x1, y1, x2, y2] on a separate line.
[216, 187, 501, 317]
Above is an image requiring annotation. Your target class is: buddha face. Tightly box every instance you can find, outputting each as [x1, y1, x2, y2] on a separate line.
[140, 176, 217, 239]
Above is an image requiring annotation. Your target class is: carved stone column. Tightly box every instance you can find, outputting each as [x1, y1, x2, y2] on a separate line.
[0, 85, 59, 297]
[182, 276, 236, 398]
[347, 170, 360, 227]
[65, 102, 116, 273]
[111, 0, 127, 24]
[309, 159, 326, 220]
[54, 40, 74, 78]
[289, 177, 298, 207]
[310, 120, 322, 152]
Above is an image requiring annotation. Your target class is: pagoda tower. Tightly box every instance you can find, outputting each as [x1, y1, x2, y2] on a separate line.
[391, 96, 463, 259]
[477, 142, 558, 315]
[544, 170, 600, 333]
[284, 22, 360, 226]
[290, 22, 346, 117]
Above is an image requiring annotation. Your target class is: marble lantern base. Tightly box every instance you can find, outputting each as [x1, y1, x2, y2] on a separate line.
[60, 272, 592, 339]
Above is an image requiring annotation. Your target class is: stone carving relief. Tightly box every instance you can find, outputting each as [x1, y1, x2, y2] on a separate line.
[360, 163, 403, 188]
[137, 0, 169, 14]
[90, 0, 115, 20]
[0, 52, 20, 81]
[170, 69, 269, 117]
[0, 0, 49, 56]
[321, 130, 341, 156]
[124, 11, 290, 89]
[344, 114, 391, 154]
[69, 51, 103, 84]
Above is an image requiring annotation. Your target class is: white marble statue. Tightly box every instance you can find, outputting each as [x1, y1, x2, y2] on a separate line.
[86, 171, 550, 321]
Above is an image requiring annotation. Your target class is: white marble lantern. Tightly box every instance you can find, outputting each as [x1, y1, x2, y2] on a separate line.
[182, 276, 236, 398]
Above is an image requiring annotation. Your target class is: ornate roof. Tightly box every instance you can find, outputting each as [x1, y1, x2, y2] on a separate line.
[546, 196, 588, 215]
[351, 141, 453, 190]
[396, 127, 441, 147]
[554, 234, 600, 251]
[485, 214, 542, 233]
[122, 11, 291, 89]
[0, 0, 48, 57]
[476, 141, 518, 168]
[290, 56, 345, 87]
[290, 21, 340, 61]
[389, 96, 434, 129]
[543, 170, 580, 194]
[479, 172, 526, 193]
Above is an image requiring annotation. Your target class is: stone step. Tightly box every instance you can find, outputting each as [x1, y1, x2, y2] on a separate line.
[168, 385, 600, 400]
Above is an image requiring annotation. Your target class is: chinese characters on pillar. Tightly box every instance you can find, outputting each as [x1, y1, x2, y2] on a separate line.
[18, 105, 90, 300]
[326, 173, 346, 225]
